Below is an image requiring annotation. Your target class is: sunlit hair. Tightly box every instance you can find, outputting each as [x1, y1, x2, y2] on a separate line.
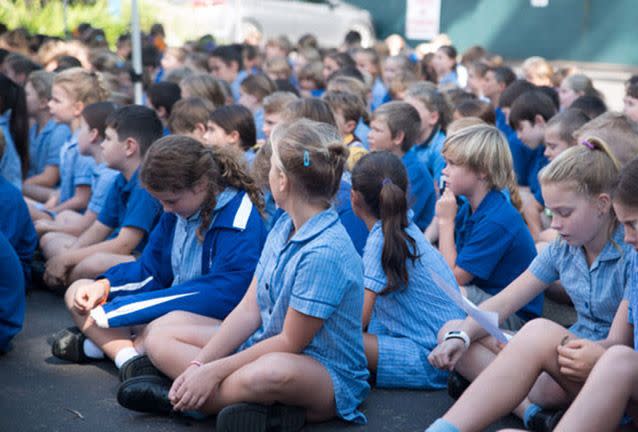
[180, 73, 226, 108]
[270, 118, 347, 207]
[53, 67, 110, 105]
[442, 124, 522, 210]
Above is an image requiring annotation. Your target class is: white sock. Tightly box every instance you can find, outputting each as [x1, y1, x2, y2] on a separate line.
[82, 338, 105, 359]
[114, 347, 140, 369]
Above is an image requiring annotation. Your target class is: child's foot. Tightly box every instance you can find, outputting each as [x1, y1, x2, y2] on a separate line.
[117, 375, 173, 415]
[216, 402, 305, 432]
[118, 355, 165, 382]
[51, 327, 90, 363]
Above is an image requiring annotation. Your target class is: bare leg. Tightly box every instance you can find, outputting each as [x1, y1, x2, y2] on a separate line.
[143, 311, 221, 378]
[440, 319, 583, 432]
[555, 345, 638, 432]
[64, 279, 135, 360]
[200, 353, 337, 422]
[23, 183, 56, 202]
[68, 253, 135, 283]
[41, 232, 77, 259]
[363, 333, 378, 372]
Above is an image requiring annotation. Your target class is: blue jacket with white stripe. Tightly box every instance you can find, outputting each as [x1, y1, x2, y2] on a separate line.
[95, 191, 267, 328]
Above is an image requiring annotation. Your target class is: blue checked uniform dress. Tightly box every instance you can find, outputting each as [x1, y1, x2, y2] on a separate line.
[27, 119, 70, 178]
[626, 251, 638, 349]
[58, 133, 95, 204]
[364, 219, 465, 389]
[240, 208, 370, 424]
[530, 226, 634, 340]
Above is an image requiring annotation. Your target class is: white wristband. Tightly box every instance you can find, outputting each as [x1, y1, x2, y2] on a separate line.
[444, 330, 471, 349]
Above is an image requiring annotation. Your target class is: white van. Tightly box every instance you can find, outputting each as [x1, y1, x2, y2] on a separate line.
[154, 0, 375, 48]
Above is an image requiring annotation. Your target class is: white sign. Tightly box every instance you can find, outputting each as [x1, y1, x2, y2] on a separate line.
[405, 0, 442, 40]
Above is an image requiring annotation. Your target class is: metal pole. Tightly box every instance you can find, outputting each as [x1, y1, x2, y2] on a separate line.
[63, 0, 69, 39]
[131, 0, 144, 105]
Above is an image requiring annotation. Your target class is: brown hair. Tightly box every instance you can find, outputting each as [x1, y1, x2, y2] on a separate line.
[53, 67, 110, 105]
[545, 108, 590, 145]
[240, 73, 276, 102]
[443, 124, 523, 210]
[322, 90, 369, 124]
[574, 112, 638, 167]
[613, 157, 638, 209]
[141, 136, 264, 241]
[270, 119, 347, 207]
[168, 97, 215, 135]
[281, 98, 337, 127]
[352, 151, 418, 293]
[27, 70, 55, 100]
[405, 81, 453, 131]
[180, 74, 226, 108]
[262, 91, 298, 115]
[372, 102, 421, 153]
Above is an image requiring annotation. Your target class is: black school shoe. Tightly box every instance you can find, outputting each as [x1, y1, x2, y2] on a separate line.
[446, 370, 471, 400]
[51, 327, 90, 363]
[118, 355, 165, 382]
[117, 375, 173, 415]
[526, 408, 565, 432]
[216, 403, 305, 432]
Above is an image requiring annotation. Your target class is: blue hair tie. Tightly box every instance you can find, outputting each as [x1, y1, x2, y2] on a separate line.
[303, 150, 311, 167]
[382, 178, 392, 186]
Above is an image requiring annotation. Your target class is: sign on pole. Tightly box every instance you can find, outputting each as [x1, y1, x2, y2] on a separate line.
[405, 0, 442, 41]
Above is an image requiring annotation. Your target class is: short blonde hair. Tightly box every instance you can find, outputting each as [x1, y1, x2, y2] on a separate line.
[443, 124, 522, 210]
[53, 67, 110, 105]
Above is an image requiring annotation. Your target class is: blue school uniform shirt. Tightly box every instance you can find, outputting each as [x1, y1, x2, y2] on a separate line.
[97, 169, 163, 252]
[27, 119, 71, 178]
[495, 108, 534, 185]
[402, 147, 436, 231]
[240, 209, 370, 424]
[0, 232, 25, 352]
[527, 146, 549, 206]
[531, 225, 633, 340]
[371, 77, 388, 112]
[254, 107, 265, 141]
[87, 163, 119, 215]
[0, 176, 37, 284]
[231, 70, 249, 102]
[58, 134, 95, 204]
[414, 127, 446, 184]
[626, 251, 638, 349]
[364, 218, 466, 388]
[171, 188, 238, 285]
[455, 190, 542, 320]
[0, 111, 23, 190]
[354, 118, 370, 150]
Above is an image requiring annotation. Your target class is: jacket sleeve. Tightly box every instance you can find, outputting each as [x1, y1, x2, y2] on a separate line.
[100, 213, 176, 300]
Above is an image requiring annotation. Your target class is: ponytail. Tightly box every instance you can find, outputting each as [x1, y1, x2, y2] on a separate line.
[352, 151, 419, 294]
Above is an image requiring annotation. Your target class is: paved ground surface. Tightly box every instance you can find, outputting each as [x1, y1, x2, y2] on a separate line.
[0, 288, 524, 432]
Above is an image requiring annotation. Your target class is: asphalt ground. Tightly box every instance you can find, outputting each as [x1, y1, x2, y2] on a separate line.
[0, 288, 523, 432]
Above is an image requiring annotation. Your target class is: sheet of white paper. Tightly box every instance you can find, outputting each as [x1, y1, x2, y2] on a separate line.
[431, 272, 509, 344]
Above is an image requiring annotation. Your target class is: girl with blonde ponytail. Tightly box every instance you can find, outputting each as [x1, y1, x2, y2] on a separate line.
[426, 136, 635, 432]
[122, 119, 371, 432]
[351, 151, 464, 390]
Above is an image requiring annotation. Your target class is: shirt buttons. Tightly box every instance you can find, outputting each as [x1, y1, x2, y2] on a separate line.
[268, 308, 273, 314]
[265, 283, 269, 291]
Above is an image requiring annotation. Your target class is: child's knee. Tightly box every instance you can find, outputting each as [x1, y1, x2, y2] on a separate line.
[239, 353, 295, 395]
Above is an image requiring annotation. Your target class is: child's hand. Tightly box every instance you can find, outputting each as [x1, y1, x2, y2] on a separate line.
[557, 338, 605, 382]
[44, 255, 71, 288]
[428, 338, 467, 371]
[72, 280, 108, 314]
[169, 363, 220, 411]
[35, 219, 55, 236]
[436, 189, 458, 223]
[44, 194, 58, 210]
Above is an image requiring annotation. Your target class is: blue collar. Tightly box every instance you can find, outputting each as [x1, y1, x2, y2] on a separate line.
[283, 207, 339, 243]
[122, 169, 140, 193]
[467, 190, 504, 221]
[180, 188, 237, 226]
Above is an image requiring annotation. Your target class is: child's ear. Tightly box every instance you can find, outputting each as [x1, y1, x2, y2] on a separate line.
[429, 111, 440, 128]
[344, 119, 357, 134]
[157, 106, 168, 120]
[534, 114, 547, 127]
[392, 130, 406, 147]
[125, 137, 140, 158]
[89, 128, 100, 144]
[72, 101, 85, 118]
[596, 193, 612, 215]
[39, 97, 49, 111]
[194, 122, 206, 136]
[229, 130, 241, 145]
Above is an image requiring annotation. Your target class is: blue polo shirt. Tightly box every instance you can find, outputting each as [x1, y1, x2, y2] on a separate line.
[414, 127, 446, 184]
[527, 146, 549, 206]
[27, 119, 71, 178]
[0, 111, 22, 190]
[495, 108, 534, 186]
[455, 190, 542, 320]
[58, 134, 94, 204]
[98, 169, 163, 252]
[402, 147, 436, 231]
[0, 232, 25, 353]
[0, 177, 37, 284]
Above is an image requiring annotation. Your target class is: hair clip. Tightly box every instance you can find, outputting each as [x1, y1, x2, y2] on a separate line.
[303, 150, 311, 167]
[382, 178, 392, 186]
[581, 139, 595, 150]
